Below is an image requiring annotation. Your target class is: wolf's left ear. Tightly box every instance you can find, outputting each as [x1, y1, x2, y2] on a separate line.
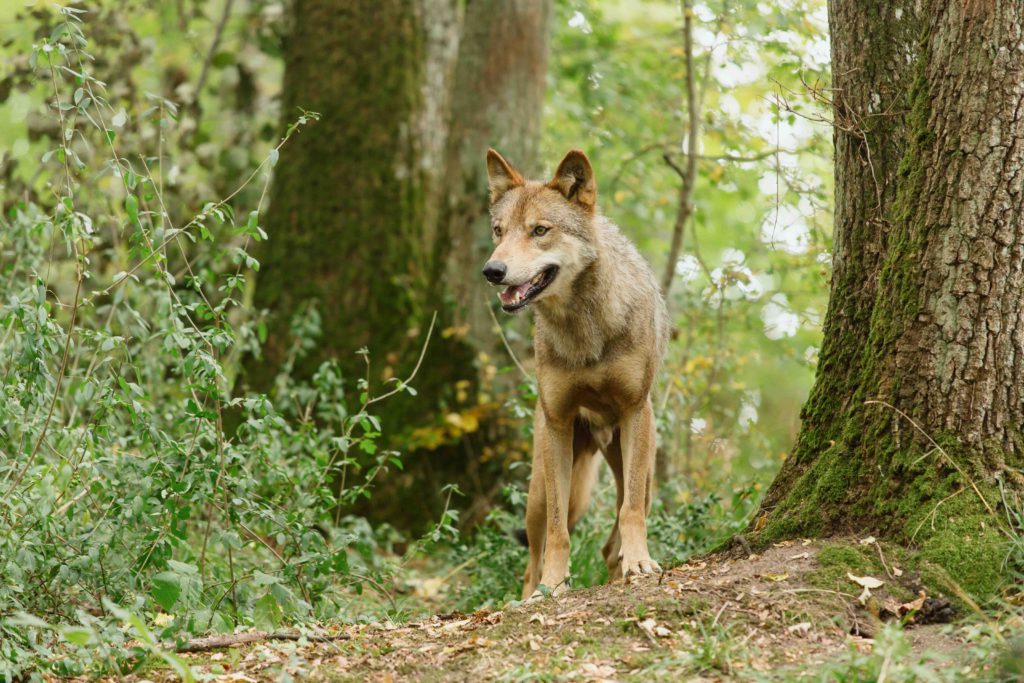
[486, 148, 524, 203]
[549, 150, 596, 210]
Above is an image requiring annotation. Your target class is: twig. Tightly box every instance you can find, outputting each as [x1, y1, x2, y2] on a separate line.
[779, 587, 858, 599]
[711, 602, 728, 628]
[364, 312, 437, 408]
[4, 269, 83, 500]
[872, 539, 894, 579]
[865, 399, 1012, 538]
[911, 488, 965, 542]
[175, 630, 349, 653]
[486, 300, 532, 380]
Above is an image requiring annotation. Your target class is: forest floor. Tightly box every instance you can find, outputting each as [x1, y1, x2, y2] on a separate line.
[98, 538, 1020, 682]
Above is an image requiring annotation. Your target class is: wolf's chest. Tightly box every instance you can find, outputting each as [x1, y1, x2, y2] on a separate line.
[538, 352, 650, 426]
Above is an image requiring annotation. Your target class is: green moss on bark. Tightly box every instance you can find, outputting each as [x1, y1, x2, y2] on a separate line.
[753, 22, 1021, 600]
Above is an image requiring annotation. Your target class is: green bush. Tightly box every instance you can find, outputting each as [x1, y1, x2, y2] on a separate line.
[0, 10, 421, 678]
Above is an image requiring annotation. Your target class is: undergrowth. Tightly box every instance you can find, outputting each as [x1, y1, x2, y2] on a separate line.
[0, 10, 452, 679]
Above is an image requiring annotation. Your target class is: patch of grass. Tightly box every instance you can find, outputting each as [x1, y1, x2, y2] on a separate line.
[689, 618, 747, 677]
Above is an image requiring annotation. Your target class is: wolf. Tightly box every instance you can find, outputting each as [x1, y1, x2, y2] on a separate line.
[482, 148, 669, 599]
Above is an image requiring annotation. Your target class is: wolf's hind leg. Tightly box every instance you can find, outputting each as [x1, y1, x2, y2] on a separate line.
[567, 418, 601, 532]
[617, 398, 660, 578]
[601, 431, 625, 579]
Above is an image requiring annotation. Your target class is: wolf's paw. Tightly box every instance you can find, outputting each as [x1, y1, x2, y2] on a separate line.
[530, 578, 568, 601]
[620, 554, 661, 579]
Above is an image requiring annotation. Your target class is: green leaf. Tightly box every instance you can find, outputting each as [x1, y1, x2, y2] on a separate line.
[60, 626, 93, 646]
[125, 194, 139, 224]
[167, 560, 199, 575]
[331, 549, 350, 574]
[211, 50, 235, 68]
[8, 612, 51, 629]
[151, 571, 182, 611]
[253, 592, 283, 630]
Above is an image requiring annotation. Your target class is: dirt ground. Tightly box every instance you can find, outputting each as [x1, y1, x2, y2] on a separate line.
[104, 537, 1018, 682]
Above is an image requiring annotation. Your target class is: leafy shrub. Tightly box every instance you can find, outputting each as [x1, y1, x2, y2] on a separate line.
[0, 9, 426, 678]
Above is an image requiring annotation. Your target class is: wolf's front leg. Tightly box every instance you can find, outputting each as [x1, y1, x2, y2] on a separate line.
[536, 413, 574, 596]
[521, 441, 546, 600]
[617, 397, 660, 578]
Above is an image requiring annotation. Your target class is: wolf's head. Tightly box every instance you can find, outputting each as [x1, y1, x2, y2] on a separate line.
[482, 148, 600, 313]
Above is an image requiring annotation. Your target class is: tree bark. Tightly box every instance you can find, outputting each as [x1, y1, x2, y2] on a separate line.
[754, 0, 1024, 599]
[244, 0, 549, 526]
[439, 0, 550, 357]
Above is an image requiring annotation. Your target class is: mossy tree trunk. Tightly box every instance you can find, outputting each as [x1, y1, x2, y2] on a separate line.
[753, 0, 1024, 599]
[247, 0, 550, 527]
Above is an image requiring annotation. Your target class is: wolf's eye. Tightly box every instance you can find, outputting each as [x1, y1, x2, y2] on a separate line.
[532, 225, 549, 237]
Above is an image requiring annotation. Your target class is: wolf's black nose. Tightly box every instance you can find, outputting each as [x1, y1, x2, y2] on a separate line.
[482, 261, 507, 284]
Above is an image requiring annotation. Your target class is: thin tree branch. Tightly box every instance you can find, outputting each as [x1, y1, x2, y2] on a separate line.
[661, 0, 699, 296]
[191, 0, 235, 128]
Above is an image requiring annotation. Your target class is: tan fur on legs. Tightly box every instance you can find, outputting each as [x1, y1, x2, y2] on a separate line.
[523, 416, 601, 599]
[616, 398, 660, 577]
[522, 415, 547, 600]
[601, 432, 624, 579]
[537, 413, 574, 596]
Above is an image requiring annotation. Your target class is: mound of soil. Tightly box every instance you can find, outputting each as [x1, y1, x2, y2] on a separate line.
[122, 538, 984, 682]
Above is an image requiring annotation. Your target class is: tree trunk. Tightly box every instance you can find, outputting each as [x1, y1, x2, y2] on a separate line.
[245, 0, 549, 527]
[439, 0, 550, 358]
[754, 0, 1024, 599]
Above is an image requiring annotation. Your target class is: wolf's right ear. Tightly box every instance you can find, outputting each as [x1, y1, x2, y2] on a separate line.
[486, 148, 524, 203]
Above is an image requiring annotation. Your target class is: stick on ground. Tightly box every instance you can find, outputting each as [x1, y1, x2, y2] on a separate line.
[176, 631, 350, 653]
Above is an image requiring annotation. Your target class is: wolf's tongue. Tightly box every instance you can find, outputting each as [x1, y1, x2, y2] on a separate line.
[499, 282, 532, 305]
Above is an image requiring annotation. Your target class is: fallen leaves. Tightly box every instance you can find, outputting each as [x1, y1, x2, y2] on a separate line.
[878, 591, 930, 623]
[787, 621, 812, 635]
[156, 539, 969, 683]
[574, 661, 618, 682]
[847, 572, 885, 604]
[636, 617, 673, 640]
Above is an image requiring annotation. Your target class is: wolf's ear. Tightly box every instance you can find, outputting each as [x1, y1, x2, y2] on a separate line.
[548, 149, 596, 209]
[486, 148, 524, 203]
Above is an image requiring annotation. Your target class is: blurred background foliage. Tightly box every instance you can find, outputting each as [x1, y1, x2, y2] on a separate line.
[0, 0, 834, 676]
[543, 0, 832, 500]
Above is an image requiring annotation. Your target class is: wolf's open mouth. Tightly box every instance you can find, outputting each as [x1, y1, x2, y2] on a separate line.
[498, 266, 559, 312]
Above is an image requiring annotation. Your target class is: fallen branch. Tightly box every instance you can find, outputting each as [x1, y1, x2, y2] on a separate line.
[176, 630, 350, 653]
